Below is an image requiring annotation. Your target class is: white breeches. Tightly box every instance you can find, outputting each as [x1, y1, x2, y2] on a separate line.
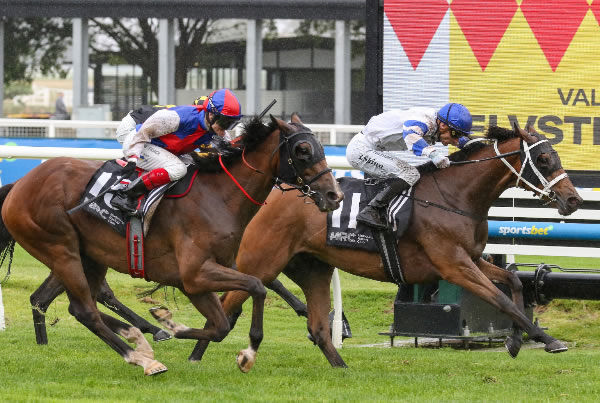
[346, 132, 420, 186]
[118, 113, 187, 181]
[136, 143, 188, 181]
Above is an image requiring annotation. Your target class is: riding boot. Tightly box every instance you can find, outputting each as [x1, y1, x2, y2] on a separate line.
[111, 168, 171, 215]
[356, 178, 411, 230]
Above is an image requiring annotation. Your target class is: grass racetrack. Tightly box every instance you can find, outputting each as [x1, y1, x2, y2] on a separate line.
[1, 246, 600, 402]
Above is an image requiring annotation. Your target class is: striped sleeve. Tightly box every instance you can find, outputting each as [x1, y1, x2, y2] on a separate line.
[403, 119, 430, 156]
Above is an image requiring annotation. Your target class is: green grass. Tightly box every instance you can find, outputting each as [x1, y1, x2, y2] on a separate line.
[1, 246, 600, 402]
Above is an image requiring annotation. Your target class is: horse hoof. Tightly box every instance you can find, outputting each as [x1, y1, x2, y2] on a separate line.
[236, 349, 256, 373]
[153, 329, 172, 342]
[504, 336, 521, 358]
[145, 360, 168, 376]
[149, 306, 172, 321]
[545, 340, 568, 354]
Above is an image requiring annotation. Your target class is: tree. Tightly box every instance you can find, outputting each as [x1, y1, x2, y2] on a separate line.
[89, 18, 246, 95]
[3, 18, 72, 88]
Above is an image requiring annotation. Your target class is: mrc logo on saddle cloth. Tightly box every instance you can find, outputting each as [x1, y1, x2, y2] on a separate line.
[327, 177, 413, 252]
[80, 159, 198, 237]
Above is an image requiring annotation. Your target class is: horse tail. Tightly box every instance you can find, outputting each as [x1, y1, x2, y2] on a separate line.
[0, 183, 16, 282]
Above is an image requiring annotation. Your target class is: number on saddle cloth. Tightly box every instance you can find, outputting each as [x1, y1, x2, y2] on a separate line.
[326, 177, 413, 253]
[80, 161, 198, 237]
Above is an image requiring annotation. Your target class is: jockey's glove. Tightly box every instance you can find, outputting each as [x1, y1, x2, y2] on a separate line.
[430, 150, 450, 169]
[121, 160, 137, 177]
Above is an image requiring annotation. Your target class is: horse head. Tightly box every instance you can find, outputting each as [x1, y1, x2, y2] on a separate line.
[511, 122, 582, 215]
[269, 114, 343, 212]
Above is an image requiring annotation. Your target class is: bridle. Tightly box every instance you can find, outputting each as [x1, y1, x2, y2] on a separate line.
[220, 127, 331, 206]
[269, 129, 332, 202]
[416, 134, 567, 218]
[495, 135, 566, 202]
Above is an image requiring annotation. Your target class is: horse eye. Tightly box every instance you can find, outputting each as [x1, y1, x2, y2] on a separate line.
[538, 155, 550, 165]
[295, 144, 313, 160]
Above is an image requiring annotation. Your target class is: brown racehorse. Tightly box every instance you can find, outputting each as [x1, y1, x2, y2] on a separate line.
[0, 115, 343, 375]
[184, 124, 583, 370]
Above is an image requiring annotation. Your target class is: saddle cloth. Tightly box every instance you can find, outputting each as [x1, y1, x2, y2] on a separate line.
[80, 160, 198, 237]
[326, 177, 413, 252]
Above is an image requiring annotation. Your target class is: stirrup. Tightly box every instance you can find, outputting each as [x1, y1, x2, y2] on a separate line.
[356, 205, 388, 230]
[111, 193, 139, 215]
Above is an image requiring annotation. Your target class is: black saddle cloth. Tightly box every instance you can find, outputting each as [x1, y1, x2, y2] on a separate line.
[326, 177, 413, 252]
[80, 160, 197, 236]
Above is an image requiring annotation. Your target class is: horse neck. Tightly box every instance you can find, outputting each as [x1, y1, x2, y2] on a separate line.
[202, 129, 281, 225]
[435, 139, 521, 218]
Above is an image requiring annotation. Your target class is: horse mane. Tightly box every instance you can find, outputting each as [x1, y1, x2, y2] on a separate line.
[189, 116, 278, 173]
[417, 125, 517, 175]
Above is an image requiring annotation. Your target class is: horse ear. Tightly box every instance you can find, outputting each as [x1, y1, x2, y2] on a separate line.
[524, 123, 536, 134]
[290, 112, 303, 124]
[513, 121, 526, 137]
[513, 121, 535, 141]
[271, 114, 294, 133]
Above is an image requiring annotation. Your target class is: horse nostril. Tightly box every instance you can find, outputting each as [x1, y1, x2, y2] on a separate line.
[569, 196, 583, 207]
[327, 191, 343, 204]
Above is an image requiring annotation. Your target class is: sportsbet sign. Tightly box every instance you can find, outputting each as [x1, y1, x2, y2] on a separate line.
[383, 0, 600, 171]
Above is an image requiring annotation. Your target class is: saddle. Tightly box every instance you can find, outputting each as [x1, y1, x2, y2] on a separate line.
[80, 160, 198, 279]
[327, 177, 413, 252]
[326, 177, 413, 285]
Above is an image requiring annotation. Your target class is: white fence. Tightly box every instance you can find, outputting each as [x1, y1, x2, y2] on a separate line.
[487, 188, 600, 260]
[0, 118, 362, 146]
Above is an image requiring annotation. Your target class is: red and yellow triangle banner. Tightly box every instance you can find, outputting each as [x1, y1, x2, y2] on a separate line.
[385, 0, 600, 171]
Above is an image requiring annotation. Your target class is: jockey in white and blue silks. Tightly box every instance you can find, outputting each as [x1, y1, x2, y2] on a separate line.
[346, 103, 473, 230]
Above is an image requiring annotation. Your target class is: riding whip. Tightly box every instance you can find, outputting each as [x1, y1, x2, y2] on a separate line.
[66, 176, 123, 215]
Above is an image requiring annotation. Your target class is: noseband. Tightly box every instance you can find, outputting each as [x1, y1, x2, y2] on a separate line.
[270, 130, 332, 199]
[495, 136, 567, 200]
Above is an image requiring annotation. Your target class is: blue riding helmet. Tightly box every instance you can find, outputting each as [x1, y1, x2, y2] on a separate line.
[437, 103, 472, 135]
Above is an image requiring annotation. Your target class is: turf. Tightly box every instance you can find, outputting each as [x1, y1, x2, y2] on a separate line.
[1, 247, 600, 402]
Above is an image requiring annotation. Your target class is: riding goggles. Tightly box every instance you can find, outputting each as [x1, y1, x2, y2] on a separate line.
[214, 114, 240, 130]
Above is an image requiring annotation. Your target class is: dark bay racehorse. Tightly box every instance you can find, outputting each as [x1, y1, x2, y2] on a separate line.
[185, 124, 582, 370]
[0, 115, 343, 375]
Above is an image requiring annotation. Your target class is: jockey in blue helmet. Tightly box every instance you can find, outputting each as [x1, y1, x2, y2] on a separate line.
[346, 102, 473, 230]
[112, 88, 242, 214]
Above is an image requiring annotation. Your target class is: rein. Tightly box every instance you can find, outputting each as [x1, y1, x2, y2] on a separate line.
[218, 154, 266, 206]
[218, 128, 330, 206]
[450, 149, 521, 166]
[405, 191, 481, 220]
[415, 136, 565, 219]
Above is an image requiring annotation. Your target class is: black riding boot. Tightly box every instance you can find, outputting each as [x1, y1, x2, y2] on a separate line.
[111, 176, 150, 214]
[356, 178, 410, 230]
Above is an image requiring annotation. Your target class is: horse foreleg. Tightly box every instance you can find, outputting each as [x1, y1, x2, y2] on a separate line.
[267, 279, 308, 317]
[30, 273, 66, 345]
[439, 257, 567, 355]
[284, 258, 347, 368]
[187, 291, 246, 362]
[98, 279, 172, 342]
[99, 311, 155, 360]
[476, 258, 525, 358]
[154, 258, 266, 372]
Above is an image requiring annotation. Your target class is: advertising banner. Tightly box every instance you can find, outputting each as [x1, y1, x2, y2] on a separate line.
[383, 0, 600, 171]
